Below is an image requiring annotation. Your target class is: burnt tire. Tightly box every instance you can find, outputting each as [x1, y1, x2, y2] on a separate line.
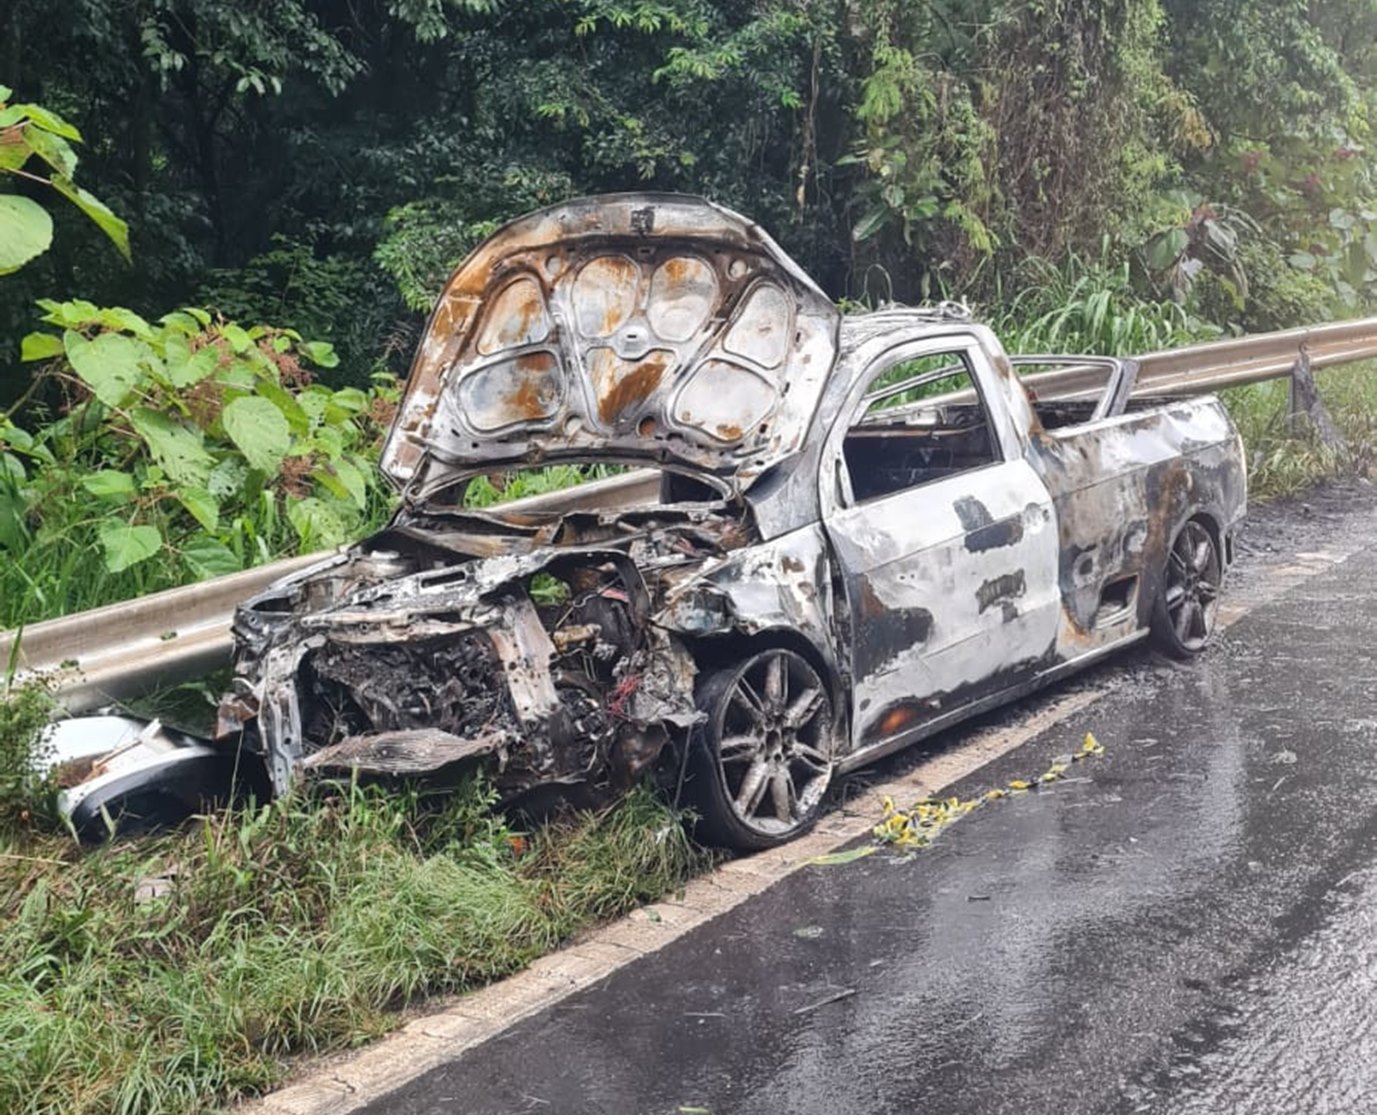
[1151, 518, 1222, 659]
[685, 648, 836, 852]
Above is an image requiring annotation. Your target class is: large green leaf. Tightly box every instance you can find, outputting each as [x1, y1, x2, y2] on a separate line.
[256, 380, 310, 436]
[20, 332, 64, 362]
[97, 522, 162, 573]
[0, 195, 53, 274]
[332, 458, 368, 510]
[851, 206, 889, 243]
[207, 458, 249, 499]
[1145, 228, 1189, 271]
[177, 487, 219, 532]
[81, 470, 136, 501]
[64, 331, 146, 406]
[16, 103, 81, 141]
[223, 396, 292, 472]
[50, 174, 131, 261]
[181, 536, 240, 579]
[299, 340, 339, 368]
[24, 126, 77, 177]
[287, 497, 350, 548]
[130, 409, 215, 486]
[162, 333, 220, 387]
[0, 130, 32, 171]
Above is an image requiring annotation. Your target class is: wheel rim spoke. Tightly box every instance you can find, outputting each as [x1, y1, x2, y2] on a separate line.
[1193, 538, 1212, 573]
[719, 733, 760, 762]
[1188, 598, 1206, 641]
[784, 687, 824, 730]
[1165, 584, 1187, 607]
[734, 759, 769, 817]
[769, 770, 794, 821]
[1173, 535, 1193, 569]
[1174, 596, 1195, 640]
[735, 678, 766, 717]
[763, 654, 786, 709]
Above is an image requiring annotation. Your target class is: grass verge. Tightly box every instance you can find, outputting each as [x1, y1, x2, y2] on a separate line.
[0, 697, 708, 1115]
[1221, 360, 1377, 501]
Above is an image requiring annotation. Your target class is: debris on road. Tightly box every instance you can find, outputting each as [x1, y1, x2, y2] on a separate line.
[873, 732, 1105, 849]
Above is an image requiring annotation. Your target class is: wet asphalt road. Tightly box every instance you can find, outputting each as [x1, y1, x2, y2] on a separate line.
[362, 490, 1377, 1115]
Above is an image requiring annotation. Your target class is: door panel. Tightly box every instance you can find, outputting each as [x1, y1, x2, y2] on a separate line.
[826, 461, 1059, 748]
[819, 337, 1060, 753]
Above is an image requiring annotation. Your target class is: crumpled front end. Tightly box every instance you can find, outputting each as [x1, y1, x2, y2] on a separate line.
[218, 522, 718, 803]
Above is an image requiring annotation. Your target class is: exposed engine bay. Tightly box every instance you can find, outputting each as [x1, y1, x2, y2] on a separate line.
[217, 498, 755, 806]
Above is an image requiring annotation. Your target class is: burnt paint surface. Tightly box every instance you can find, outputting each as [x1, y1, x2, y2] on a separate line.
[854, 574, 935, 679]
[205, 201, 1248, 828]
[953, 495, 1027, 553]
[976, 569, 1026, 614]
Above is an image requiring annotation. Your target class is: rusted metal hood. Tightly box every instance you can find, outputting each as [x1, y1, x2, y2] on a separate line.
[380, 194, 841, 501]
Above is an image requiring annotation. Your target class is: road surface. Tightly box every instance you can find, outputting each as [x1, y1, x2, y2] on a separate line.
[350, 481, 1377, 1115]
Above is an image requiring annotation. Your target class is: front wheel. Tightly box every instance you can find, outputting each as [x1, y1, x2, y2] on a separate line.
[685, 648, 836, 851]
[1151, 518, 1221, 658]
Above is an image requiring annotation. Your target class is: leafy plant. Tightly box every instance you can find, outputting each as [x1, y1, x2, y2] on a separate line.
[0, 86, 129, 274]
[0, 681, 56, 835]
[0, 301, 397, 625]
[1142, 194, 1261, 306]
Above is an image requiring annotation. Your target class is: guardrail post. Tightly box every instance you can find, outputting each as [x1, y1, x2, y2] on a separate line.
[1287, 344, 1346, 451]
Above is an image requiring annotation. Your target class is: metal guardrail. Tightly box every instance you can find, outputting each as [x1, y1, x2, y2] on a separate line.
[6, 318, 1377, 713]
[1023, 315, 1377, 402]
[2, 470, 662, 712]
[0, 555, 328, 713]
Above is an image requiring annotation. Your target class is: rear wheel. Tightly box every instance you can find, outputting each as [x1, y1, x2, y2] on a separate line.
[1151, 518, 1221, 658]
[685, 648, 836, 851]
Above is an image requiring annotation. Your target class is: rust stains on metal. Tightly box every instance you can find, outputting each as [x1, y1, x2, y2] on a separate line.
[595, 355, 670, 426]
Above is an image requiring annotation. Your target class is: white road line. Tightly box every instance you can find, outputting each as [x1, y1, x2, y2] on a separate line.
[240, 518, 1376, 1115]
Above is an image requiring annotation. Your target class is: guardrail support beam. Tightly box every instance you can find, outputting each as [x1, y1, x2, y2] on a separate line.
[1287, 346, 1347, 450]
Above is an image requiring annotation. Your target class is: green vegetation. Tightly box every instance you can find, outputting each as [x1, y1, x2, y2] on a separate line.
[3, 0, 1375, 627]
[0, 86, 128, 275]
[4, 6, 1377, 1111]
[1, 302, 396, 627]
[1222, 363, 1377, 500]
[0, 712, 705, 1115]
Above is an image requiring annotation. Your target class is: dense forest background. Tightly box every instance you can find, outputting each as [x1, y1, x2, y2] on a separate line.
[3, 0, 1377, 618]
[7, 0, 1377, 389]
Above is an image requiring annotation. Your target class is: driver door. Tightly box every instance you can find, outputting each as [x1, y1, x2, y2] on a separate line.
[821, 338, 1060, 751]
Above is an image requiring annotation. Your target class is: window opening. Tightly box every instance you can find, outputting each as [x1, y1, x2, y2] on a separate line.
[842, 350, 999, 502]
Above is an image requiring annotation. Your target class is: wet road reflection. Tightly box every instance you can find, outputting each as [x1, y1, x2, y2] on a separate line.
[363, 545, 1377, 1115]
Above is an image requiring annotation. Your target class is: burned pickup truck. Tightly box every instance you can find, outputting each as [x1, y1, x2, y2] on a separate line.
[55, 195, 1245, 849]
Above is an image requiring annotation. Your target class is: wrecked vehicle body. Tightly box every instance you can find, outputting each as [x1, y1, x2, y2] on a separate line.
[58, 194, 1246, 848]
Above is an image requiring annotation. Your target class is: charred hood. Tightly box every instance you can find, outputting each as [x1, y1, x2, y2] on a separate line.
[380, 194, 841, 503]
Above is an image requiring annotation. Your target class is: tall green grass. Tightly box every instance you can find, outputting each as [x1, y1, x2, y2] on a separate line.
[0, 761, 705, 1115]
[988, 250, 1212, 356]
[1221, 361, 1377, 500]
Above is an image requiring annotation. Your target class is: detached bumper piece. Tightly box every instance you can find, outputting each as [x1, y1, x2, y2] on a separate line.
[42, 715, 246, 843]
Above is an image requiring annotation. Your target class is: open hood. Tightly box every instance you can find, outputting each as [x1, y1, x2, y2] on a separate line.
[380, 194, 841, 502]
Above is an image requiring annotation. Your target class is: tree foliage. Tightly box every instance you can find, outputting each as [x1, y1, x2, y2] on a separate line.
[0, 301, 395, 624]
[2, 0, 1374, 427]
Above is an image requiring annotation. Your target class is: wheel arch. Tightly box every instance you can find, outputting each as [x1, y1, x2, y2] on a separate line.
[683, 627, 849, 740]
